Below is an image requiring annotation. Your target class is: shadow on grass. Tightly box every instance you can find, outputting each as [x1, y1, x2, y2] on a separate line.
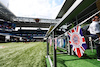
[57, 58, 68, 67]
[57, 57, 83, 67]
[81, 53, 97, 59]
[56, 53, 97, 67]
[56, 55, 96, 67]
[57, 53, 97, 59]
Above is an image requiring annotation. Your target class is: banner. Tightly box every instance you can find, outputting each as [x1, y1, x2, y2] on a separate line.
[68, 26, 87, 58]
[63, 39, 66, 48]
[50, 39, 52, 46]
[55, 38, 57, 50]
[57, 39, 61, 47]
[57, 38, 64, 48]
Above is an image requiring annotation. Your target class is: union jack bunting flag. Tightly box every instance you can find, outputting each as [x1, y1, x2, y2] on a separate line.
[68, 26, 87, 58]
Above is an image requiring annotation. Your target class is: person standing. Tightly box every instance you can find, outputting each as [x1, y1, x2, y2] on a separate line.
[88, 15, 100, 61]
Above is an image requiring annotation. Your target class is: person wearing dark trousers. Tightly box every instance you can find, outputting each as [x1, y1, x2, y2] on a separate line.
[96, 44, 100, 60]
[88, 15, 100, 61]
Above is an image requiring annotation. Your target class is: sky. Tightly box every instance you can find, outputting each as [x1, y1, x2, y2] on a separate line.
[0, 0, 65, 30]
[0, 0, 9, 8]
[0, 0, 83, 30]
[0, 0, 65, 19]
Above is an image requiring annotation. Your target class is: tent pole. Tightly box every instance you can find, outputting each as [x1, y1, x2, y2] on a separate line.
[53, 31, 57, 67]
[47, 37, 49, 57]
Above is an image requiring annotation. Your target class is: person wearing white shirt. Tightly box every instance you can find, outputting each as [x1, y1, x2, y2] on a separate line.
[88, 15, 100, 61]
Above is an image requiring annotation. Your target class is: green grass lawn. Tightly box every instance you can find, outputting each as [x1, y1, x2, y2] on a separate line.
[0, 42, 47, 67]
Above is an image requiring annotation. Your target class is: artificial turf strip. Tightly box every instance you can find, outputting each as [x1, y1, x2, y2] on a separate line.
[49, 49, 100, 67]
[0, 42, 47, 67]
[46, 58, 51, 67]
